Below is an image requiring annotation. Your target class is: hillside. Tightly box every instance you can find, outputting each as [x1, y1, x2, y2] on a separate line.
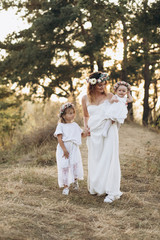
[0, 122, 160, 240]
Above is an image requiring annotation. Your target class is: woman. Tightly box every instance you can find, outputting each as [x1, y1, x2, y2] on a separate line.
[82, 72, 122, 203]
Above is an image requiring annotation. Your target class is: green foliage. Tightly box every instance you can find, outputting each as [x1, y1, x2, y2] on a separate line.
[0, 0, 160, 126]
[0, 86, 23, 145]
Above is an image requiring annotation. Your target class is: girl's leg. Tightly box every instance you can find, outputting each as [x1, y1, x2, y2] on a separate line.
[102, 119, 112, 137]
[73, 163, 79, 190]
[62, 167, 69, 195]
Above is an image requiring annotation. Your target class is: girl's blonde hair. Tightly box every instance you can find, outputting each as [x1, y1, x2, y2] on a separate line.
[87, 72, 107, 103]
[59, 102, 75, 123]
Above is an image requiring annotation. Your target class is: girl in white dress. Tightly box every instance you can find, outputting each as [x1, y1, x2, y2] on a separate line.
[103, 81, 133, 137]
[54, 102, 85, 195]
[82, 72, 123, 203]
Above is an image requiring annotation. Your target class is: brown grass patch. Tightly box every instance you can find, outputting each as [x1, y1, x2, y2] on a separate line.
[0, 122, 160, 240]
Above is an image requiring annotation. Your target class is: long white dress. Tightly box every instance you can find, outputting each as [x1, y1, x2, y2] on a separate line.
[54, 122, 84, 188]
[87, 100, 122, 199]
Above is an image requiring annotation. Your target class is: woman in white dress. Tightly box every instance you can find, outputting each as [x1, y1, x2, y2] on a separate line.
[82, 72, 123, 203]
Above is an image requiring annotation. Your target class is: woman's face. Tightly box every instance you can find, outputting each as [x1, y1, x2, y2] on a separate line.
[95, 82, 106, 93]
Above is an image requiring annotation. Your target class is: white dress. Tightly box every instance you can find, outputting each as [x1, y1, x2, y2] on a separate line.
[87, 100, 122, 199]
[54, 122, 84, 188]
[105, 95, 128, 124]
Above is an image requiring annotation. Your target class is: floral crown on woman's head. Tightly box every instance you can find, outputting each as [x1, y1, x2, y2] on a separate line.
[86, 72, 109, 85]
[59, 102, 74, 117]
[113, 81, 131, 91]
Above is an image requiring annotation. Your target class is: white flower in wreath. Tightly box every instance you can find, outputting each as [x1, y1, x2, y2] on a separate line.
[97, 79, 101, 83]
[90, 78, 97, 85]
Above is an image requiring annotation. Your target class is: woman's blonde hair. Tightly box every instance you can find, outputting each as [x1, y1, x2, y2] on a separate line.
[87, 72, 107, 103]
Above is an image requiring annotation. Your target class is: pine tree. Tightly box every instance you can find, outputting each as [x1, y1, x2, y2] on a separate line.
[0, 0, 85, 100]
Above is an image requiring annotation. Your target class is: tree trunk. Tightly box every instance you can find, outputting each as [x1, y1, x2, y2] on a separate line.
[121, 19, 134, 120]
[121, 20, 128, 83]
[153, 79, 158, 122]
[97, 55, 104, 72]
[142, 38, 150, 125]
[89, 54, 94, 72]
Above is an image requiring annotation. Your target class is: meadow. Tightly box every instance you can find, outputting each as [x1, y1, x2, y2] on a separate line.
[0, 119, 160, 240]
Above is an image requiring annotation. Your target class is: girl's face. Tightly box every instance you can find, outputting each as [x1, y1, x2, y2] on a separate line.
[95, 82, 106, 93]
[116, 85, 127, 98]
[63, 107, 75, 123]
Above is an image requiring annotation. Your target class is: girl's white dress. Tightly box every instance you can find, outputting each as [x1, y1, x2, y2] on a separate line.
[105, 95, 128, 124]
[87, 99, 122, 199]
[54, 122, 83, 188]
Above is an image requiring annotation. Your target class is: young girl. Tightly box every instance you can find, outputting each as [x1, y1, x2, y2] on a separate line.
[54, 102, 85, 195]
[103, 81, 133, 137]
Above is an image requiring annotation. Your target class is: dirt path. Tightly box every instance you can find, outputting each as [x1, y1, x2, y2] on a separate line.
[0, 122, 160, 240]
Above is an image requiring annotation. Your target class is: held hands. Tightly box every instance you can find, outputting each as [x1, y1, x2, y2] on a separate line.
[84, 127, 90, 137]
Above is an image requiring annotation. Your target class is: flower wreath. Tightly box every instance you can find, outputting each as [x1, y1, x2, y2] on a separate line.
[113, 81, 131, 92]
[86, 73, 109, 85]
[59, 102, 74, 117]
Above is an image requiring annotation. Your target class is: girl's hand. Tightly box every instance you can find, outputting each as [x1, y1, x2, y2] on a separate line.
[63, 149, 69, 159]
[110, 95, 119, 103]
[127, 90, 131, 96]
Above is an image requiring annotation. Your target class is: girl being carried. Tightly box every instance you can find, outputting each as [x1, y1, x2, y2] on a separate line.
[103, 81, 133, 137]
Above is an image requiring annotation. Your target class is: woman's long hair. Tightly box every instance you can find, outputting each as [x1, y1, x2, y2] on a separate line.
[87, 72, 107, 103]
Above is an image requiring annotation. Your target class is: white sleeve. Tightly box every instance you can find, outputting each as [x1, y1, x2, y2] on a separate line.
[76, 123, 83, 133]
[54, 123, 63, 137]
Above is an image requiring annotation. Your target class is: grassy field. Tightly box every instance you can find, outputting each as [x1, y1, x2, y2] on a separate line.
[0, 122, 160, 240]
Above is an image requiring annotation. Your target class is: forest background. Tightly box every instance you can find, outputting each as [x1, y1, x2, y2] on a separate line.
[0, 0, 159, 160]
[0, 0, 160, 147]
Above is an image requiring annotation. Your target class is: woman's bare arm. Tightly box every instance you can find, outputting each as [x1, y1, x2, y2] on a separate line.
[82, 95, 90, 135]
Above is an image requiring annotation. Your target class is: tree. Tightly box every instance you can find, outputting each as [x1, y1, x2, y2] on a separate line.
[130, 0, 160, 125]
[76, 0, 116, 72]
[0, 0, 86, 100]
[0, 86, 23, 146]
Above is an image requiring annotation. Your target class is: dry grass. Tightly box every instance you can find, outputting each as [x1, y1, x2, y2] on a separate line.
[0, 122, 160, 240]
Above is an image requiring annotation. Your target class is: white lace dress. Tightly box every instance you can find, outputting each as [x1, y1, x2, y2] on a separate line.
[54, 122, 84, 188]
[87, 100, 122, 199]
[105, 95, 128, 124]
